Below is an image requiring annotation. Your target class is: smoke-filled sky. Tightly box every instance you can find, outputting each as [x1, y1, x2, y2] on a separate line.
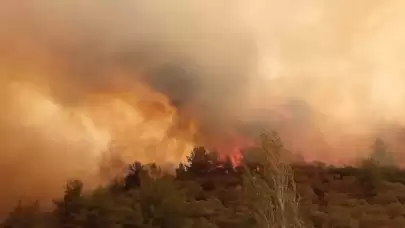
[1, 0, 405, 214]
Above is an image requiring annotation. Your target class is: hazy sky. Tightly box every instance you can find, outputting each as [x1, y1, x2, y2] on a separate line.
[1, 0, 405, 214]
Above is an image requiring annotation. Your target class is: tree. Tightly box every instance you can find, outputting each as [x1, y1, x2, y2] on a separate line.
[241, 147, 265, 172]
[176, 163, 187, 178]
[139, 174, 202, 228]
[2, 201, 43, 228]
[208, 150, 220, 167]
[53, 180, 85, 228]
[223, 155, 235, 174]
[79, 188, 144, 228]
[186, 147, 212, 175]
[124, 161, 144, 190]
[370, 138, 395, 167]
[242, 132, 304, 228]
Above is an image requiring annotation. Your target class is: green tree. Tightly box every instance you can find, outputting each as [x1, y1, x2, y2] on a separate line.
[79, 188, 144, 228]
[139, 174, 196, 228]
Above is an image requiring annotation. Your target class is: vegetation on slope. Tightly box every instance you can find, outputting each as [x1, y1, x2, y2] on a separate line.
[3, 135, 405, 228]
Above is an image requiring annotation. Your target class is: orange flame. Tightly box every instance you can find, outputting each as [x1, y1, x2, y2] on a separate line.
[214, 134, 256, 166]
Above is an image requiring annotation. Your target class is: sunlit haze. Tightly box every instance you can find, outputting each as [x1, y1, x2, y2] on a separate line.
[1, 0, 405, 214]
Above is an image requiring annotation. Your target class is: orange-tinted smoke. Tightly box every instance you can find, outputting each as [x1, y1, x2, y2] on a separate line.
[0, 1, 253, 215]
[0, 37, 197, 216]
[3, 0, 405, 216]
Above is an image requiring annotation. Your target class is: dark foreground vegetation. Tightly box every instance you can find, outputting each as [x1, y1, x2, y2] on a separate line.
[3, 134, 405, 228]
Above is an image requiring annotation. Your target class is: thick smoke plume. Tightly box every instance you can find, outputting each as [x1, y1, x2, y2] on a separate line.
[1, 0, 405, 215]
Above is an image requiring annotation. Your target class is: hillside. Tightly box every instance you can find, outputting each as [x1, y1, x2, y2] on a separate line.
[3, 137, 405, 228]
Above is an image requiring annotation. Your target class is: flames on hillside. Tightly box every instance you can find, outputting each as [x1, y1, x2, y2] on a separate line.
[0, 26, 257, 171]
[5, 0, 405, 216]
[0, 35, 392, 215]
[0, 33, 255, 178]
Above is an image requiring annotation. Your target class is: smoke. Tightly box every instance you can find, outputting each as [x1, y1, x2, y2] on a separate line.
[0, 0, 258, 214]
[1, 0, 405, 214]
[243, 0, 405, 163]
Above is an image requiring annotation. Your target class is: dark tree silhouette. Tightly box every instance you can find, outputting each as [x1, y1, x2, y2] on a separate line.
[186, 147, 212, 176]
[53, 180, 84, 228]
[223, 155, 235, 174]
[176, 163, 187, 178]
[124, 161, 143, 190]
[3, 201, 42, 228]
[370, 138, 395, 167]
[208, 150, 220, 167]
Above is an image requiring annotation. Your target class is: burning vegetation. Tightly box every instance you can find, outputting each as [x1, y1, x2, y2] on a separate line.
[3, 0, 405, 227]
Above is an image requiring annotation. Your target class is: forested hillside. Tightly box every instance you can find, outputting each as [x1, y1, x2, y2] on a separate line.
[3, 135, 405, 228]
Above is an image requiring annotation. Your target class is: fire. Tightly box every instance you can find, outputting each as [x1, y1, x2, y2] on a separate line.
[0, 35, 201, 212]
[213, 134, 256, 166]
[78, 79, 198, 166]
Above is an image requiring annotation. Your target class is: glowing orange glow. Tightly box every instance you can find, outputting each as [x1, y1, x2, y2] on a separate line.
[210, 134, 256, 166]
[4, 0, 405, 216]
[0, 36, 200, 213]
